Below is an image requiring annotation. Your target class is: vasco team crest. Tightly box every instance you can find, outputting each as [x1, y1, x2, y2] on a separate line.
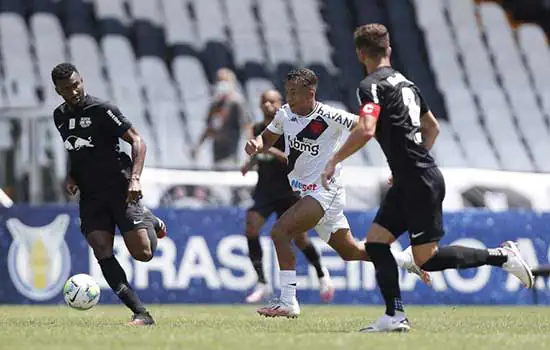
[7, 214, 72, 301]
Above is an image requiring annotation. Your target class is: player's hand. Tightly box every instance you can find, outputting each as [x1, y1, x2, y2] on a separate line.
[64, 177, 78, 196]
[240, 162, 253, 176]
[387, 176, 393, 186]
[245, 139, 261, 156]
[322, 159, 336, 190]
[127, 178, 143, 203]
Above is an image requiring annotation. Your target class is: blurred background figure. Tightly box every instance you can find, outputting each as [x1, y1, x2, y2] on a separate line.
[0, 0, 548, 211]
[191, 68, 252, 170]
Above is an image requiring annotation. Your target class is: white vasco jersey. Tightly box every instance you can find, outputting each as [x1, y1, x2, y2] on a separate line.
[267, 102, 358, 192]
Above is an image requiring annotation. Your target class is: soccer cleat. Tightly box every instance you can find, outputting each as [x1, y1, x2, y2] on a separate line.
[402, 246, 432, 286]
[127, 311, 155, 326]
[155, 217, 167, 239]
[319, 268, 335, 303]
[359, 314, 410, 333]
[500, 241, 534, 288]
[245, 282, 272, 304]
[257, 298, 300, 318]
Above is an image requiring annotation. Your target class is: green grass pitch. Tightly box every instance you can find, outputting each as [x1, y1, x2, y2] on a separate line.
[0, 305, 549, 349]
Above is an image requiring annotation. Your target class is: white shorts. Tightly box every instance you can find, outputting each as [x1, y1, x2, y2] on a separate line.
[302, 185, 349, 242]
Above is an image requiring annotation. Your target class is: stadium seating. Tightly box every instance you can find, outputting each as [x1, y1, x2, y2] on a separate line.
[0, 0, 548, 172]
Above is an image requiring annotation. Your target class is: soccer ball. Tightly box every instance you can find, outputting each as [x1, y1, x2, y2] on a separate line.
[63, 274, 101, 310]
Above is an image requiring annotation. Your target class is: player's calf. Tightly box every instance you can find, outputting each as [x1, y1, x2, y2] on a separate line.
[244, 211, 272, 303]
[328, 228, 431, 285]
[124, 228, 155, 262]
[270, 220, 297, 271]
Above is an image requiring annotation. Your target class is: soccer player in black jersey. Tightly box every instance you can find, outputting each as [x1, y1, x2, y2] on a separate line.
[322, 24, 534, 332]
[51, 62, 167, 326]
[241, 89, 334, 304]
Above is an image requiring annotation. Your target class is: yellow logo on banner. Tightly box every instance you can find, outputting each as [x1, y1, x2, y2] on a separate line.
[7, 214, 72, 301]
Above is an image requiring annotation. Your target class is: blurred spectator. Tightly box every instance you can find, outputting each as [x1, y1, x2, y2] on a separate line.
[160, 185, 218, 208]
[191, 68, 252, 170]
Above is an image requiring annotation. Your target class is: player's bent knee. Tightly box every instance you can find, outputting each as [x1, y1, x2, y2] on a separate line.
[89, 242, 113, 260]
[271, 221, 290, 241]
[366, 223, 396, 244]
[131, 248, 153, 262]
[412, 242, 439, 267]
[293, 234, 309, 249]
[92, 248, 112, 260]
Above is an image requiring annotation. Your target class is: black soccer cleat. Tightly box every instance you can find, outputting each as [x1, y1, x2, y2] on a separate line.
[127, 311, 155, 326]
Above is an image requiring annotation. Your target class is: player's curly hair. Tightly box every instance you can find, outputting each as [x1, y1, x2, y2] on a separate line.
[51, 62, 79, 84]
[285, 68, 318, 88]
[354, 23, 390, 58]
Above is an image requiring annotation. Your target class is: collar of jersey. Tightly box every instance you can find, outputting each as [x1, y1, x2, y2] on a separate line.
[292, 102, 319, 118]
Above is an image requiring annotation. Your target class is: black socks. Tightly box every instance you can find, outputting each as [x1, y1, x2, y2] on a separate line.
[248, 237, 327, 283]
[421, 246, 507, 271]
[365, 243, 404, 316]
[300, 243, 325, 279]
[98, 256, 146, 314]
[247, 237, 266, 284]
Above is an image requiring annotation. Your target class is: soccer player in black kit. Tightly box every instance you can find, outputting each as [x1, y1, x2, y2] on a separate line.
[241, 89, 334, 304]
[322, 24, 534, 332]
[51, 62, 166, 326]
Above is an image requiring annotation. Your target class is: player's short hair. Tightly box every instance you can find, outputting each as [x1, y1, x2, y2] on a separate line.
[285, 68, 318, 88]
[354, 23, 390, 58]
[51, 63, 79, 84]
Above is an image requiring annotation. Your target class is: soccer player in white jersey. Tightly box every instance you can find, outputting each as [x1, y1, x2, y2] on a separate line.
[245, 68, 429, 318]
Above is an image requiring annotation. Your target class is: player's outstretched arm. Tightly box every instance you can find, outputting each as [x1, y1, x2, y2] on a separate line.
[122, 128, 146, 202]
[245, 129, 280, 156]
[334, 113, 377, 164]
[240, 156, 258, 175]
[322, 114, 377, 189]
[64, 173, 78, 196]
[63, 156, 78, 195]
[420, 110, 440, 151]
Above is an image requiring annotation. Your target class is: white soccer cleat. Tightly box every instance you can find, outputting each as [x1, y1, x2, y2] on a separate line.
[245, 282, 272, 304]
[402, 246, 432, 286]
[319, 268, 335, 303]
[359, 313, 410, 333]
[257, 298, 300, 318]
[500, 241, 534, 288]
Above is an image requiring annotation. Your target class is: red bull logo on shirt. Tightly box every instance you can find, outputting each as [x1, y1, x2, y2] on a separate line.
[64, 136, 95, 151]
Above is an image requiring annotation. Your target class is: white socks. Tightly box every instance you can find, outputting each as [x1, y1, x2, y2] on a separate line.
[392, 250, 410, 268]
[279, 270, 296, 304]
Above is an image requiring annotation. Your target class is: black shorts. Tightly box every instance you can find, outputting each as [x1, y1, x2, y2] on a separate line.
[248, 194, 300, 220]
[374, 167, 446, 246]
[79, 191, 149, 236]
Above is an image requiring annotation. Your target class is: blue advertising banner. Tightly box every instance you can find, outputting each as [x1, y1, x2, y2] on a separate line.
[0, 206, 548, 305]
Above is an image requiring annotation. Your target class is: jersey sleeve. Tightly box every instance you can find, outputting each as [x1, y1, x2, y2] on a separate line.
[266, 108, 285, 135]
[52, 109, 63, 136]
[102, 103, 132, 137]
[357, 82, 382, 120]
[327, 107, 359, 132]
[415, 86, 430, 115]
